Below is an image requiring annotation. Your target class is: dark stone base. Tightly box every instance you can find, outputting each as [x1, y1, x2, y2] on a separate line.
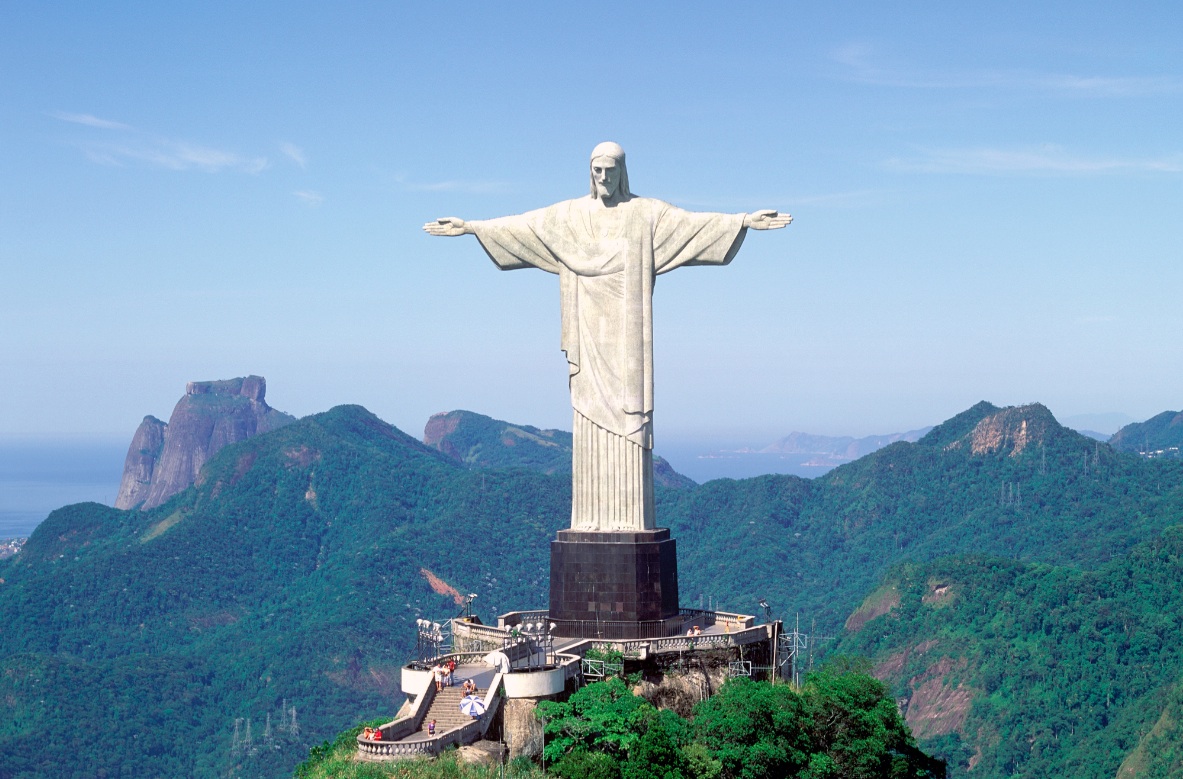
[549, 528, 681, 639]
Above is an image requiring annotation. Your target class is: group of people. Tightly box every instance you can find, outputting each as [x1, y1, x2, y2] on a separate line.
[430, 659, 457, 691]
[361, 727, 383, 741]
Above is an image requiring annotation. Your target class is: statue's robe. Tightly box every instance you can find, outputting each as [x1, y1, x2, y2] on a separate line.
[472, 196, 747, 531]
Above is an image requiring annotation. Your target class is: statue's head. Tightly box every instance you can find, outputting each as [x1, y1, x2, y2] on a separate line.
[588, 141, 631, 201]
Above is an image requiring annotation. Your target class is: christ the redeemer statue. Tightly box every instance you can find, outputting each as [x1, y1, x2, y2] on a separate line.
[425, 142, 791, 533]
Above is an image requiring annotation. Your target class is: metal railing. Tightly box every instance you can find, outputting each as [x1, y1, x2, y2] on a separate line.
[549, 616, 684, 640]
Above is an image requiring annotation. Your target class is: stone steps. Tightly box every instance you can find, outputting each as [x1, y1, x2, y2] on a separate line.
[412, 686, 487, 736]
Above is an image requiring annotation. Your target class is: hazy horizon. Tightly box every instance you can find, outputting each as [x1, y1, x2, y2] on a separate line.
[0, 395, 1155, 537]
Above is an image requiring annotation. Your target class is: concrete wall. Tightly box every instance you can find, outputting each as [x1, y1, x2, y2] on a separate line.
[402, 667, 432, 697]
[503, 666, 566, 698]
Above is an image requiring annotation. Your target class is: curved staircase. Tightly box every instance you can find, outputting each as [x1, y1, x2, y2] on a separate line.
[357, 663, 504, 760]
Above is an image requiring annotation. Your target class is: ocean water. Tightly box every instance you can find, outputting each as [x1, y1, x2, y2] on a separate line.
[0, 439, 125, 538]
[657, 441, 837, 483]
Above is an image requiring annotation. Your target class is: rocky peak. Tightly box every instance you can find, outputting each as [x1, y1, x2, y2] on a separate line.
[114, 416, 168, 511]
[186, 375, 266, 401]
[941, 403, 1060, 457]
[114, 376, 295, 510]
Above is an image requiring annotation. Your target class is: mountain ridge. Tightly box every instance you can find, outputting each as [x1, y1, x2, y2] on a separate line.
[4, 399, 1183, 777]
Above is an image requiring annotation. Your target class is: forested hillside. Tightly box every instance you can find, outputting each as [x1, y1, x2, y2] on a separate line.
[0, 406, 568, 778]
[664, 401, 1183, 627]
[1109, 408, 1183, 459]
[834, 526, 1183, 778]
[2, 400, 1181, 777]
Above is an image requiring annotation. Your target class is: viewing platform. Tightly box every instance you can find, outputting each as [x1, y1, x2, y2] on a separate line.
[358, 607, 773, 761]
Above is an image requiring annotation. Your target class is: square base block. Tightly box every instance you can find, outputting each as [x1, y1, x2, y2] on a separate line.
[549, 528, 680, 639]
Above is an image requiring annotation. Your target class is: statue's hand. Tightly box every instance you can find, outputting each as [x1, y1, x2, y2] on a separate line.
[745, 210, 793, 230]
[423, 217, 471, 237]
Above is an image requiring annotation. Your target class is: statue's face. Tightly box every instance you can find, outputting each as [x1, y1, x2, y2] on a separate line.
[591, 156, 621, 200]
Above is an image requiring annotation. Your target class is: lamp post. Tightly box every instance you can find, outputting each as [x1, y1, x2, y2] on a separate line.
[416, 619, 444, 661]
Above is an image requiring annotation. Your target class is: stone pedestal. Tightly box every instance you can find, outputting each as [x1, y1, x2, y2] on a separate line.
[549, 529, 681, 639]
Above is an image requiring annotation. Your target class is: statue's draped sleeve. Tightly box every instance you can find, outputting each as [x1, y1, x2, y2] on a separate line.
[470, 204, 586, 387]
[470, 206, 566, 275]
[651, 203, 748, 274]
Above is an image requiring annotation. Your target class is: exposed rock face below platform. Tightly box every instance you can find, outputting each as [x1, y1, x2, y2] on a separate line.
[502, 698, 543, 760]
[115, 376, 295, 510]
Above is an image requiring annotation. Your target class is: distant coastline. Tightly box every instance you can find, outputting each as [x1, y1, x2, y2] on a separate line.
[0, 438, 125, 537]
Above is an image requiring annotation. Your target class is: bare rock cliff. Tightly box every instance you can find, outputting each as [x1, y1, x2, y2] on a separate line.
[114, 415, 168, 510]
[115, 376, 294, 510]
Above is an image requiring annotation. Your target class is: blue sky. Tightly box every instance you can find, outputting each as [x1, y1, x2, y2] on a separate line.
[2, 2, 1180, 445]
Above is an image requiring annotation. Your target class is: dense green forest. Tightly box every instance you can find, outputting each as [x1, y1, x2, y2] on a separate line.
[0, 406, 570, 778]
[1, 400, 1181, 777]
[835, 526, 1183, 778]
[665, 401, 1183, 628]
[296, 674, 944, 779]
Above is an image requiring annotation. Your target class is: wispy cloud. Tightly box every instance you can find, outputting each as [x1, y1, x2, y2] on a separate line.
[53, 110, 267, 173]
[80, 139, 268, 173]
[884, 145, 1183, 175]
[832, 43, 1183, 97]
[49, 111, 133, 130]
[293, 190, 324, 206]
[280, 142, 306, 168]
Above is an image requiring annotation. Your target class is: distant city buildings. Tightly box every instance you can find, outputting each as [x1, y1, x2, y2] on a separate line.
[1139, 446, 1181, 460]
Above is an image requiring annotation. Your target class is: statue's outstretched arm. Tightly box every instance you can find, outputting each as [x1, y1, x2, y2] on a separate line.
[744, 210, 793, 230]
[423, 217, 473, 237]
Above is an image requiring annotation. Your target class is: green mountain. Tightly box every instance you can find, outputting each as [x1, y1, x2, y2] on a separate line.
[663, 401, 1183, 628]
[2, 400, 1182, 777]
[832, 526, 1183, 779]
[1109, 409, 1183, 459]
[0, 405, 567, 779]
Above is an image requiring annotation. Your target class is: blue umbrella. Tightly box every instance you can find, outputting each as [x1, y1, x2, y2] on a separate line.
[459, 694, 486, 717]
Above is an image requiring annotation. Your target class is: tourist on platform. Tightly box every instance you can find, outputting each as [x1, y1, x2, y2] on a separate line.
[428, 719, 436, 736]
[432, 664, 444, 691]
[463, 678, 477, 695]
[362, 727, 373, 740]
[372, 728, 382, 742]
[446, 658, 457, 686]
